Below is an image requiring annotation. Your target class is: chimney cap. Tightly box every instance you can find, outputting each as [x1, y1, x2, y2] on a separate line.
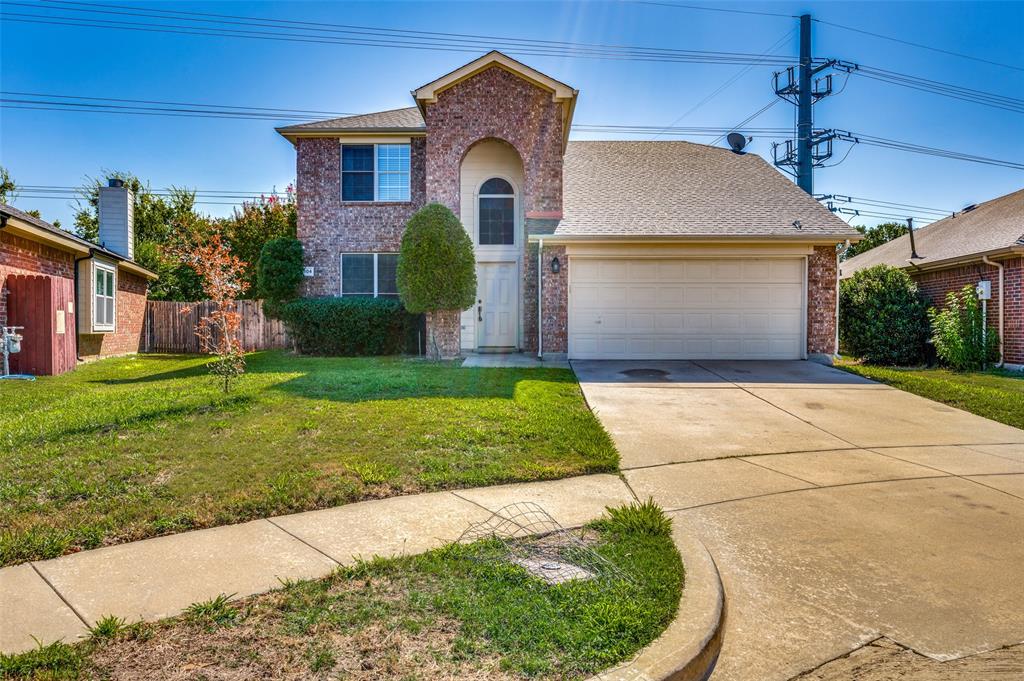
[108, 178, 124, 188]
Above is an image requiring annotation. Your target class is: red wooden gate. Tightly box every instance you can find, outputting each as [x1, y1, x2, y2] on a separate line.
[6, 274, 77, 376]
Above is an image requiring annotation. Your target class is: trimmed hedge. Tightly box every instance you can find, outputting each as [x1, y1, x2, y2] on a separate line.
[397, 203, 476, 314]
[257, 237, 304, 318]
[280, 297, 422, 356]
[839, 264, 930, 365]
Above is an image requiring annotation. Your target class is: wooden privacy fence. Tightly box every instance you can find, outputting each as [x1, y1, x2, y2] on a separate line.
[144, 299, 291, 353]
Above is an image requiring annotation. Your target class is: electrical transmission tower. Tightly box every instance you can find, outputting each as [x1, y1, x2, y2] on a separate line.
[771, 14, 856, 194]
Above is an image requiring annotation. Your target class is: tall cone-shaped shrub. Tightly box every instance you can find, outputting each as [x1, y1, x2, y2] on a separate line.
[397, 203, 476, 359]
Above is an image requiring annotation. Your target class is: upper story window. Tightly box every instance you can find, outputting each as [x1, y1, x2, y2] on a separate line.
[478, 177, 515, 246]
[341, 143, 411, 202]
[94, 262, 116, 331]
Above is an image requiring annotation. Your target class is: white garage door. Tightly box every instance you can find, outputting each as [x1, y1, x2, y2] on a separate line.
[569, 257, 805, 360]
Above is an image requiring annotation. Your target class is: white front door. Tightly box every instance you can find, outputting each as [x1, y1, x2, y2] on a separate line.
[569, 257, 806, 360]
[478, 262, 518, 348]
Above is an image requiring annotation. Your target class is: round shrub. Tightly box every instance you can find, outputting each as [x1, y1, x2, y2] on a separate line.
[397, 203, 476, 314]
[280, 297, 420, 356]
[839, 264, 930, 365]
[257, 237, 304, 317]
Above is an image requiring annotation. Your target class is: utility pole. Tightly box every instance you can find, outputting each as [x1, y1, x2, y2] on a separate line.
[771, 16, 855, 195]
[797, 13, 814, 194]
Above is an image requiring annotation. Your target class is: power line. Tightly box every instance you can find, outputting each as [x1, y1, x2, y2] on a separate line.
[2, 2, 798, 66]
[813, 18, 1023, 73]
[830, 207, 937, 226]
[819, 194, 953, 216]
[633, 1, 796, 19]
[827, 130, 1024, 170]
[711, 99, 781, 145]
[1, 91, 354, 117]
[852, 64, 1024, 114]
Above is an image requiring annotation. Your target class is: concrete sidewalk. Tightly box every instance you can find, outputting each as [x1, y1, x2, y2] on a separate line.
[1, 475, 634, 654]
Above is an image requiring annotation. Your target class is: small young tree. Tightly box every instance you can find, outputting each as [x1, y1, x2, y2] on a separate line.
[839, 265, 930, 365]
[397, 203, 476, 359]
[171, 220, 250, 392]
[257, 237, 304, 318]
[929, 284, 999, 371]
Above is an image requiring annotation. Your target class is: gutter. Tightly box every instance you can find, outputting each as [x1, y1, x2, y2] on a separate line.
[982, 255, 1005, 367]
[526, 233, 864, 245]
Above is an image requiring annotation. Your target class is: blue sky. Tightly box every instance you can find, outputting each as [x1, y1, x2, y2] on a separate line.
[2, 0, 1022, 229]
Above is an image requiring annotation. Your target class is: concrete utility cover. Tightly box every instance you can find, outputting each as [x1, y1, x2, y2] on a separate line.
[573, 360, 1024, 681]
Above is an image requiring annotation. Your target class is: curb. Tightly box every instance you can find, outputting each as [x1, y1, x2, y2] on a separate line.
[591, 526, 726, 681]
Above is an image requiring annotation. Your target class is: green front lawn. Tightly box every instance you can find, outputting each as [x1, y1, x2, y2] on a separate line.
[1, 503, 683, 680]
[0, 352, 617, 567]
[837, 362, 1024, 429]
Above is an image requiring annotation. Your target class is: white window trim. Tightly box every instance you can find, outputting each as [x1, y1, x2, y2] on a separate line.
[340, 143, 411, 203]
[476, 175, 518, 248]
[339, 252, 399, 298]
[93, 261, 116, 333]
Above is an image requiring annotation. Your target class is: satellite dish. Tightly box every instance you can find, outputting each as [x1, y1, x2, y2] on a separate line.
[726, 132, 749, 153]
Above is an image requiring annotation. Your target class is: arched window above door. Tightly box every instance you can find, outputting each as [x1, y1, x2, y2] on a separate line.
[479, 177, 515, 246]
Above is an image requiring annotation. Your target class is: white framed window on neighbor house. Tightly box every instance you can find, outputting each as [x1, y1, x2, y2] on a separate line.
[340, 253, 399, 298]
[93, 262, 116, 332]
[341, 143, 411, 202]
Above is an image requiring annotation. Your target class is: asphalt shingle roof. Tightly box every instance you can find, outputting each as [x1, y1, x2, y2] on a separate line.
[841, 187, 1024, 275]
[557, 141, 861, 239]
[276, 107, 425, 133]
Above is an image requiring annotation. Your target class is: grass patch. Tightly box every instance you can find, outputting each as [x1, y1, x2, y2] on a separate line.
[837, 361, 1024, 429]
[0, 351, 617, 567]
[2, 504, 682, 680]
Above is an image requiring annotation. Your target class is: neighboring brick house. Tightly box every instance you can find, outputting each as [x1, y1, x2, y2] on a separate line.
[842, 188, 1024, 369]
[0, 181, 157, 375]
[277, 51, 860, 361]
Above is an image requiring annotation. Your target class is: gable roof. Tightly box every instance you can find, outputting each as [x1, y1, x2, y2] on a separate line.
[412, 51, 577, 106]
[0, 203, 157, 279]
[276, 106, 425, 140]
[548, 141, 862, 241]
[841, 187, 1024, 275]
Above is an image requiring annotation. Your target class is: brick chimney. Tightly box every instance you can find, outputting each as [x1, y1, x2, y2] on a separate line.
[97, 178, 134, 259]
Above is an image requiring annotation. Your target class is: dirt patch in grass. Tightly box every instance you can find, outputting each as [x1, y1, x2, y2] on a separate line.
[4, 504, 682, 681]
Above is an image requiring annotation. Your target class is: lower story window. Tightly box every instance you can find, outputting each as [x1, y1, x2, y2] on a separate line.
[94, 263, 115, 330]
[341, 253, 399, 298]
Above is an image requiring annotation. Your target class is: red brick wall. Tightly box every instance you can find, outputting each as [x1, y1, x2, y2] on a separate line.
[912, 258, 1022, 365]
[422, 66, 564, 215]
[0, 230, 76, 329]
[807, 245, 838, 356]
[523, 243, 568, 354]
[295, 136, 427, 297]
[78, 268, 148, 359]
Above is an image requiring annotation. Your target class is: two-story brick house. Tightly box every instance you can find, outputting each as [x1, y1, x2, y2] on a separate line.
[277, 51, 860, 361]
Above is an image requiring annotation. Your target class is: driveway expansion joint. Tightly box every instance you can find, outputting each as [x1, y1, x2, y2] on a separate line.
[29, 562, 89, 629]
[263, 518, 342, 567]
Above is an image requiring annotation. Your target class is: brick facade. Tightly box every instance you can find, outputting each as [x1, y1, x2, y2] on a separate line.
[0, 230, 76, 329]
[807, 245, 838, 356]
[295, 136, 427, 297]
[912, 257, 1023, 366]
[522, 243, 568, 354]
[423, 66, 564, 215]
[77, 269, 149, 359]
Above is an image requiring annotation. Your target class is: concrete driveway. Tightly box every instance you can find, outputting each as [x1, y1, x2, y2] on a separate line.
[573, 360, 1024, 681]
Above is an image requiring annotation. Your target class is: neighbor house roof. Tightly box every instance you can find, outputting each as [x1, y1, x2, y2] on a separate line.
[0, 203, 158, 279]
[545, 141, 862, 242]
[841, 187, 1024, 275]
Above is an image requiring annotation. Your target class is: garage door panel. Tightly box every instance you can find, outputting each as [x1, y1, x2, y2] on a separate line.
[569, 257, 806, 360]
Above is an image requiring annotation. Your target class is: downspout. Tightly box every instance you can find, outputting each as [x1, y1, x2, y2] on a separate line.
[73, 249, 95, 361]
[537, 238, 543, 359]
[981, 255, 1004, 367]
[834, 240, 851, 357]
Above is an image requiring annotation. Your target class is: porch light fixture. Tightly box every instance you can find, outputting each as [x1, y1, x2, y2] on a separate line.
[550, 256, 561, 274]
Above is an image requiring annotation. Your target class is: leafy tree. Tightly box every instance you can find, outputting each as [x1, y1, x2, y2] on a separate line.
[0, 166, 16, 203]
[221, 189, 297, 297]
[839, 265, 930, 365]
[170, 219, 249, 392]
[929, 285, 999, 371]
[844, 222, 909, 259]
[397, 203, 475, 358]
[257, 237, 304, 318]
